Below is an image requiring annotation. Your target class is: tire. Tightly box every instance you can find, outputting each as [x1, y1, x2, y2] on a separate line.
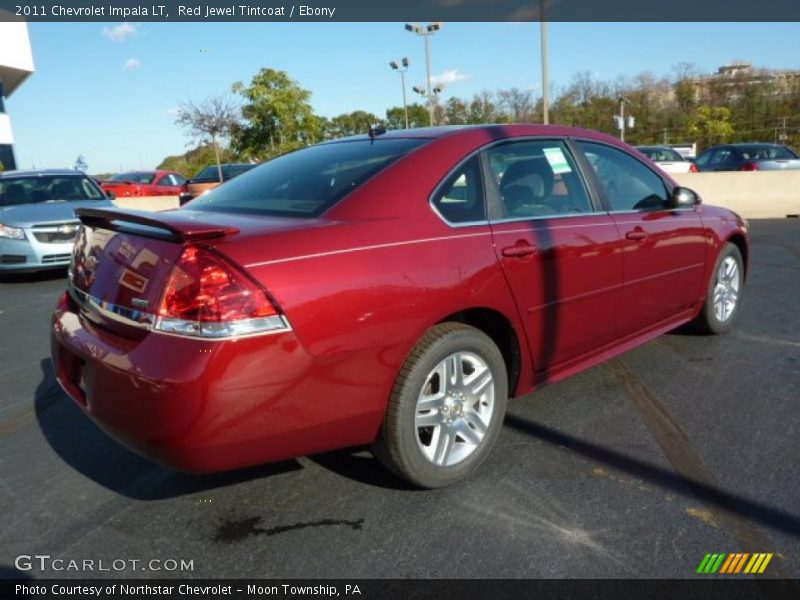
[692, 242, 744, 335]
[372, 323, 508, 488]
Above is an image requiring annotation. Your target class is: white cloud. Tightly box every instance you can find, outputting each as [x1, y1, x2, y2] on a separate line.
[103, 23, 137, 42]
[431, 69, 471, 87]
[124, 58, 142, 71]
[164, 106, 180, 117]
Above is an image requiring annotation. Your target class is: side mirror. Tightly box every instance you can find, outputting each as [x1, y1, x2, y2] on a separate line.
[106, 191, 116, 200]
[669, 186, 700, 208]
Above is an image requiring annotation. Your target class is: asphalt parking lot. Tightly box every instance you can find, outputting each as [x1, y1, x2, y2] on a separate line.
[0, 219, 798, 580]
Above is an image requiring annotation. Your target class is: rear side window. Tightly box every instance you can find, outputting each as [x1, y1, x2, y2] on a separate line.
[191, 139, 426, 218]
[432, 156, 486, 224]
[740, 145, 797, 160]
[578, 142, 669, 211]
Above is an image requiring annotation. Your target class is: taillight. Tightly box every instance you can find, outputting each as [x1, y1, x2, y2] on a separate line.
[689, 163, 699, 173]
[154, 246, 289, 338]
[740, 162, 759, 171]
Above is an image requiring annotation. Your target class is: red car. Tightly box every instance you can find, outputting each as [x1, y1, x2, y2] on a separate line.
[100, 170, 187, 198]
[52, 125, 748, 488]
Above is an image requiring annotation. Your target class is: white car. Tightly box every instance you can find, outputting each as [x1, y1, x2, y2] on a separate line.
[636, 145, 697, 174]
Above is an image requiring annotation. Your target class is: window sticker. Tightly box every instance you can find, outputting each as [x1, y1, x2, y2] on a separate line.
[543, 147, 572, 174]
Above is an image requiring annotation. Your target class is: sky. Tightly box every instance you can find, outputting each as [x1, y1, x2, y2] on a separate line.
[7, 21, 800, 173]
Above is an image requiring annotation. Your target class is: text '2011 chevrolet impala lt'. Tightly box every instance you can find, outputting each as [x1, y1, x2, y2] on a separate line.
[51, 125, 748, 488]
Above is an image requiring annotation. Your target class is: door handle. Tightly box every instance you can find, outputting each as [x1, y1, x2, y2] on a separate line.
[502, 243, 537, 258]
[625, 229, 647, 241]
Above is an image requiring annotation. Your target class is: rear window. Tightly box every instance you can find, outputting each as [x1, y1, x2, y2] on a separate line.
[190, 139, 427, 218]
[109, 172, 156, 184]
[739, 145, 797, 160]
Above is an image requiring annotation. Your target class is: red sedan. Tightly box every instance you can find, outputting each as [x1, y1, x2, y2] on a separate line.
[100, 170, 187, 198]
[52, 125, 748, 488]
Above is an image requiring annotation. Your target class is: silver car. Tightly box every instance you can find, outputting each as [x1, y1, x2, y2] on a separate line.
[0, 169, 112, 272]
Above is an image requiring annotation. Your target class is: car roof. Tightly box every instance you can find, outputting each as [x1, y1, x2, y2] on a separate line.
[636, 145, 675, 150]
[325, 124, 622, 145]
[0, 169, 88, 178]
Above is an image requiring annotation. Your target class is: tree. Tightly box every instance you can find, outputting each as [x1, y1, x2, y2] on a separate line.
[687, 105, 734, 148]
[497, 87, 537, 123]
[175, 95, 239, 182]
[232, 68, 321, 160]
[73, 155, 88, 172]
[386, 103, 429, 129]
[444, 97, 470, 124]
[324, 110, 382, 139]
[158, 144, 237, 179]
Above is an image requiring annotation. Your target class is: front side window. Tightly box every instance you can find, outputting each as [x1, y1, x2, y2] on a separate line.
[577, 142, 669, 211]
[486, 140, 593, 219]
[191, 139, 427, 218]
[431, 156, 485, 224]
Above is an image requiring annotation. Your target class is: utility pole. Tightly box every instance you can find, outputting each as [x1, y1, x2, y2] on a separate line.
[540, 0, 549, 124]
[615, 96, 633, 143]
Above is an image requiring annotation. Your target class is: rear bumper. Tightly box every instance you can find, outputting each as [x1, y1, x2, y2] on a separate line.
[50, 292, 385, 472]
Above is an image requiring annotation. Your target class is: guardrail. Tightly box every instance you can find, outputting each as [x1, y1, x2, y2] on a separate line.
[673, 171, 800, 219]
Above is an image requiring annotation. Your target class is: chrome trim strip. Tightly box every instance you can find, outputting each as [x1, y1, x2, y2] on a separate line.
[489, 211, 606, 225]
[245, 231, 492, 268]
[68, 280, 292, 340]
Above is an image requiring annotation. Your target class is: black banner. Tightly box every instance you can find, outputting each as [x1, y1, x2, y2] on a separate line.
[1, 0, 800, 22]
[3, 579, 800, 600]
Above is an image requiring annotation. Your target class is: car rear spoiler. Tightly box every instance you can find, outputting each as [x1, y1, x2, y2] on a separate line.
[75, 207, 239, 241]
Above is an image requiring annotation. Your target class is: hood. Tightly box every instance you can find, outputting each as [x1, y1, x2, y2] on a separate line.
[0, 199, 114, 228]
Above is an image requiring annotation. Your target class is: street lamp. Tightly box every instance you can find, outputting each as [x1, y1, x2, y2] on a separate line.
[389, 57, 410, 129]
[405, 22, 442, 126]
[412, 84, 444, 123]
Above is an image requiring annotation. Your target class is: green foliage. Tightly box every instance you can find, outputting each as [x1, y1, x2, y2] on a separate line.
[687, 105, 734, 147]
[385, 103, 430, 129]
[323, 110, 382, 139]
[232, 68, 322, 160]
[157, 144, 237, 179]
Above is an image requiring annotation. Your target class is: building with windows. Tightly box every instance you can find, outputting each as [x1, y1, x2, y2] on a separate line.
[0, 17, 35, 171]
[689, 62, 800, 101]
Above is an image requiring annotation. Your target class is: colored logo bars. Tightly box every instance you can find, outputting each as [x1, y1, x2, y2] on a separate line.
[696, 553, 773, 574]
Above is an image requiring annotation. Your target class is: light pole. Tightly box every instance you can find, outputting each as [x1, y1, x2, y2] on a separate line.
[389, 58, 410, 129]
[405, 22, 442, 126]
[540, 0, 549, 124]
[412, 84, 444, 123]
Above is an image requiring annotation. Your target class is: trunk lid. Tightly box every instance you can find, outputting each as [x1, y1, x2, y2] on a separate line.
[753, 159, 800, 171]
[69, 207, 240, 336]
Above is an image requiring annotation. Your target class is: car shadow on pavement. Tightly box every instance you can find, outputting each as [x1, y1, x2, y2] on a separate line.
[504, 414, 800, 540]
[34, 359, 302, 500]
[307, 448, 416, 491]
